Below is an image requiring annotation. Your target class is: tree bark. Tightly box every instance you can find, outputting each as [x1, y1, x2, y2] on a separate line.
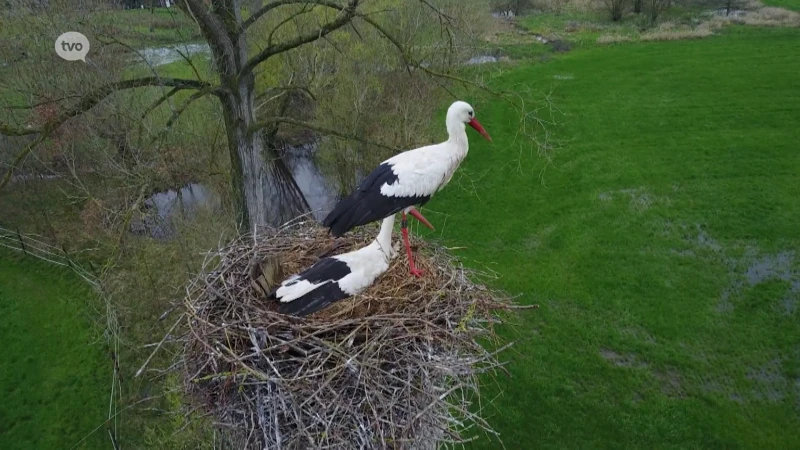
[220, 85, 308, 231]
[195, 0, 309, 230]
[634, 0, 642, 13]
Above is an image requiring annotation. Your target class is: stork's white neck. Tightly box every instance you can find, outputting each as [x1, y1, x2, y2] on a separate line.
[446, 117, 469, 152]
[374, 214, 395, 256]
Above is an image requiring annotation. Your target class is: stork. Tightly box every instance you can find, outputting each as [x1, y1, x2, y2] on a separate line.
[322, 101, 491, 277]
[271, 213, 400, 317]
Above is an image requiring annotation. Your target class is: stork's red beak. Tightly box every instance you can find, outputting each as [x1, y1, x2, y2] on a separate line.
[468, 118, 492, 142]
[408, 207, 434, 230]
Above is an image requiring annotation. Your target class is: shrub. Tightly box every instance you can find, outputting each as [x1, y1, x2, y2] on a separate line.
[640, 28, 713, 41]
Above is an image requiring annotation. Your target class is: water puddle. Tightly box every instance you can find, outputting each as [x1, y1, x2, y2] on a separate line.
[131, 142, 338, 239]
[466, 55, 498, 65]
[8, 173, 62, 183]
[492, 10, 516, 18]
[281, 143, 339, 221]
[600, 348, 648, 368]
[696, 229, 722, 252]
[713, 8, 746, 17]
[746, 251, 793, 285]
[135, 43, 210, 68]
[131, 183, 220, 239]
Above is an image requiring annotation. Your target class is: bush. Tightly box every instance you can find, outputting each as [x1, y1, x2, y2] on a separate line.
[712, 6, 800, 26]
[640, 28, 713, 40]
[600, 0, 630, 21]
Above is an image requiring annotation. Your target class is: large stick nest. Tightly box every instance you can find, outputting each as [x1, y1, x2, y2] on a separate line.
[181, 218, 525, 449]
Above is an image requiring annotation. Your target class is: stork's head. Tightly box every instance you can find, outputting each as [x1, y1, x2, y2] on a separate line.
[447, 101, 492, 142]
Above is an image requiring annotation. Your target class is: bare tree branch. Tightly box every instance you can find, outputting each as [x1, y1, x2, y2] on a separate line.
[0, 77, 212, 136]
[358, 15, 507, 99]
[241, 0, 359, 76]
[257, 85, 317, 102]
[1, 77, 214, 136]
[249, 116, 399, 151]
[0, 133, 50, 190]
[0, 123, 39, 137]
[178, 0, 237, 66]
[266, 4, 314, 49]
[141, 87, 181, 119]
[148, 87, 219, 146]
[0, 77, 217, 191]
[242, 0, 349, 32]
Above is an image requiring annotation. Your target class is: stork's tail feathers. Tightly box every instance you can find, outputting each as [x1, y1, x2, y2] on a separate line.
[322, 195, 362, 237]
[278, 295, 334, 316]
[277, 281, 346, 317]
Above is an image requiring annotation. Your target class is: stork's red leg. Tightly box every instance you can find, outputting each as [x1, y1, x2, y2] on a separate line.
[401, 212, 424, 278]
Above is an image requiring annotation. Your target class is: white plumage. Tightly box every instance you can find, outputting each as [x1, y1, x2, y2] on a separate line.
[322, 101, 491, 277]
[273, 214, 398, 316]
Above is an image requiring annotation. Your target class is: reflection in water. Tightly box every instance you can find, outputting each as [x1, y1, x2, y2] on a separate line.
[133, 143, 339, 238]
[131, 183, 220, 239]
[282, 143, 339, 221]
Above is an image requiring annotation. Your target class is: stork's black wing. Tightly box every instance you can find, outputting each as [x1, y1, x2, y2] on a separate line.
[278, 281, 349, 317]
[322, 163, 430, 237]
[272, 258, 353, 317]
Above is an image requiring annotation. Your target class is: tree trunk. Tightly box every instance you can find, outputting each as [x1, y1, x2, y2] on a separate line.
[220, 77, 309, 231]
[195, 2, 309, 231]
[634, 0, 642, 13]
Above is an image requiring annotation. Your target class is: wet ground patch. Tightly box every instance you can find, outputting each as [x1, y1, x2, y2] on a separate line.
[600, 348, 649, 369]
[597, 187, 669, 212]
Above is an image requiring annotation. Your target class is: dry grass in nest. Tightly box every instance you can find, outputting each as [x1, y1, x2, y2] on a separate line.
[179, 217, 531, 449]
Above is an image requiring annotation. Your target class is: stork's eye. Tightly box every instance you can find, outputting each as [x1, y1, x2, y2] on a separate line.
[468, 110, 474, 117]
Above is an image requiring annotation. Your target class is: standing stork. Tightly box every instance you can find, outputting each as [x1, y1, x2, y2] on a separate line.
[322, 101, 492, 277]
[271, 212, 401, 317]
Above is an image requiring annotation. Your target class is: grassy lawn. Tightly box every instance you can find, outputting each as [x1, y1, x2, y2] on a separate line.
[764, 0, 800, 11]
[3, 3, 800, 448]
[0, 249, 108, 450]
[424, 25, 800, 449]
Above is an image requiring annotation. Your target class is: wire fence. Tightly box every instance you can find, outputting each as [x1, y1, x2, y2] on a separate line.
[0, 224, 122, 450]
[0, 225, 99, 287]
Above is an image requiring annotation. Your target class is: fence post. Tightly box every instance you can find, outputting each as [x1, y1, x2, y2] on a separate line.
[62, 244, 73, 268]
[16, 229, 27, 254]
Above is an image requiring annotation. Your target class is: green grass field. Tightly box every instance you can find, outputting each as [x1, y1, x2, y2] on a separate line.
[0, 249, 108, 449]
[422, 25, 800, 448]
[3, 3, 800, 449]
[764, 0, 800, 11]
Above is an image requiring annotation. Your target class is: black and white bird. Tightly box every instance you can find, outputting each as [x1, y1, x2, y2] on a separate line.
[271, 213, 400, 317]
[322, 101, 491, 277]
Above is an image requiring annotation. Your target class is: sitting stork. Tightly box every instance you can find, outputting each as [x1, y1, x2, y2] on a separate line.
[271, 213, 401, 317]
[322, 101, 491, 277]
